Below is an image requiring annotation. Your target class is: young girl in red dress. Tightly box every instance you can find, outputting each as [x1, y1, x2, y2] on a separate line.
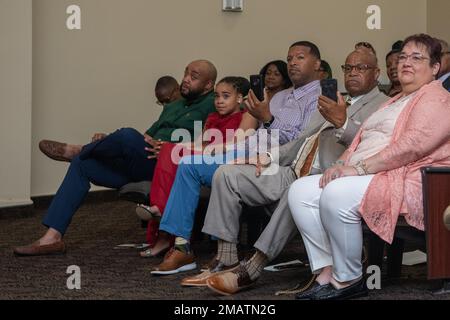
[138, 76, 250, 256]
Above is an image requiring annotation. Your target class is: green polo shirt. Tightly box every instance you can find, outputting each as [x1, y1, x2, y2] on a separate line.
[145, 91, 215, 142]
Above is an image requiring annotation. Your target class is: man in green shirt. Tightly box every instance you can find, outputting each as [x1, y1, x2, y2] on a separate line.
[13, 60, 217, 256]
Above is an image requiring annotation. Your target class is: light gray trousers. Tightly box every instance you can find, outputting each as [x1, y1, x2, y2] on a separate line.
[201, 164, 298, 261]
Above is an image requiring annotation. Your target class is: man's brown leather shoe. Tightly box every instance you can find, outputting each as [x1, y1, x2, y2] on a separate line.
[13, 241, 66, 256]
[181, 258, 239, 287]
[151, 248, 197, 276]
[39, 140, 71, 162]
[206, 263, 256, 296]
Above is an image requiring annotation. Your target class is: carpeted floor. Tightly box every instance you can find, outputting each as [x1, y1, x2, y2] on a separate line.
[0, 198, 448, 300]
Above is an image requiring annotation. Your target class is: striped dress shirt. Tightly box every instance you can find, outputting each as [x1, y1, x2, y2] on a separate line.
[266, 80, 321, 145]
[235, 80, 321, 154]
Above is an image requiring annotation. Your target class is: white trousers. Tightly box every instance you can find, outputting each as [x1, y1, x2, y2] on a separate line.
[288, 174, 374, 282]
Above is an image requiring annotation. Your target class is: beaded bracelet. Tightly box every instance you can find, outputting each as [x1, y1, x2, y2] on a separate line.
[353, 160, 369, 175]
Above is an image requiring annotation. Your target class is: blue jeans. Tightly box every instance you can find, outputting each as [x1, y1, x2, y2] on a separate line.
[42, 128, 156, 235]
[159, 150, 244, 240]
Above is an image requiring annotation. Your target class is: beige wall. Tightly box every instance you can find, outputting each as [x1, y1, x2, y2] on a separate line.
[30, 0, 428, 196]
[427, 0, 450, 43]
[4, 0, 447, 201]
[0, 0, 33, 207]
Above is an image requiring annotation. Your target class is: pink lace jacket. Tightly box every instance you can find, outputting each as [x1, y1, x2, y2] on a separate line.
[345, 81, 450, 243]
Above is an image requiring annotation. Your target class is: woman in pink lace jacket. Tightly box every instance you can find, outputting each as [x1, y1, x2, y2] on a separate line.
[288, 34, 450, 300]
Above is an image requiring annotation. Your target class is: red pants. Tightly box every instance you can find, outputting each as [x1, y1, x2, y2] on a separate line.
[146, 143, 196, 246]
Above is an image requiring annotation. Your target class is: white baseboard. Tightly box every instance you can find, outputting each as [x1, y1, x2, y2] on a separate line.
[0, 199, 34, 209]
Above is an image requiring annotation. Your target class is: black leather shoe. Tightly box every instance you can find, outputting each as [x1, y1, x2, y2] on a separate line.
[295, 281, 330, 300]
[311, 277, 368, 300]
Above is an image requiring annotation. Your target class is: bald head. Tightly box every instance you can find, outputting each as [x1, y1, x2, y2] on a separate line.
[193, 60, 218, 83]
[180, 60, 217, 101]
[353, 48, 378, 66]
[343, 49, 380, 97]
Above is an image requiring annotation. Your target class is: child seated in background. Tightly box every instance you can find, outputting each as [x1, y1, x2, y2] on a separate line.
[137, 76, 251, 256]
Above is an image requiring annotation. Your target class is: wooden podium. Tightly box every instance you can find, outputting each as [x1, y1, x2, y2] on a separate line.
[421, 167, 450, 280]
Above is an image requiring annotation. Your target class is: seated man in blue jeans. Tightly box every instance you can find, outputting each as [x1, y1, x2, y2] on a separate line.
[13, 60, 217, 256]
[150, 41, 323, 275]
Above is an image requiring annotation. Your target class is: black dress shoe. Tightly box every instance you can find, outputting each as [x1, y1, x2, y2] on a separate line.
[311, 277, 368, 300]
[295, 281, 330, 300]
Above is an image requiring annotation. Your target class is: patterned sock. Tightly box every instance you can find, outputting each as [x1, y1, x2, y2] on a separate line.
[244, 250, 269, 281]
[174, 237, 191, 254]
[217, 240, 239, 266]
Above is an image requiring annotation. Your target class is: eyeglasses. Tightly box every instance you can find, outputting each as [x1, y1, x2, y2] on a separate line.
[341, 64, 375, 74]
[398, 53, 430, 64]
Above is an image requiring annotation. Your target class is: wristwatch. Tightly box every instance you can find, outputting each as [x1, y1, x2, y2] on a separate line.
[263, 116, 275, 129]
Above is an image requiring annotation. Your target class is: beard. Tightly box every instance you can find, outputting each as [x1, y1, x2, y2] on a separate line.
[181, 85, 204, 101]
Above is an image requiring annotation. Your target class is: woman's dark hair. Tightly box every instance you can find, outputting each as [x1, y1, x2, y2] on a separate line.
[391, 40, 403, 51]
[385, 49, 400, 61]
[386, 40, 404, 60]
[259, 60, 292, 89]
[402, 34, 442, 66]
[217, 76, 250, 97]
[319, 60, 333, 79]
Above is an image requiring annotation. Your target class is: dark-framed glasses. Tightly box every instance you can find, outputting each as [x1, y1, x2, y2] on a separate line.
[341, 64, 374, 73]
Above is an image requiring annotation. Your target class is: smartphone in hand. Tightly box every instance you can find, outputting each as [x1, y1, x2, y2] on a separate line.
[250, 74, 265, 101]
[320, 79, 338, 102]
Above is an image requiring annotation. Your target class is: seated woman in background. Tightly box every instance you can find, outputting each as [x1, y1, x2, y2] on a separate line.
[318, 59, 333, 80]
[385, 49, 402, 97]
[288, 34, 450, 300]
[238, 60, 293, 133]
[259, 60, 292, 101]
[138, 76, 251, 257]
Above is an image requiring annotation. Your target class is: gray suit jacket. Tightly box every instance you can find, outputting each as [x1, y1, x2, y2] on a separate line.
[277, 87, 389, 170]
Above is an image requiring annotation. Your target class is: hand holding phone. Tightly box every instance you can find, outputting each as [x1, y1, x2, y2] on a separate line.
[250, 74, 265, 101]
[320, 79, 338, 102]
[318, 79, 348, 129]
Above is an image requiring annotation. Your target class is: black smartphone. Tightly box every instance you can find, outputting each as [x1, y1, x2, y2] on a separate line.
[320, 79, 338, 102]
[250, 74, 265, 101]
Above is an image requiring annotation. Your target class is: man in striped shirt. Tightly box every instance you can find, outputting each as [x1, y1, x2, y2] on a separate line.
[151, 41, 322, 276]
[244, 42, 322, 145]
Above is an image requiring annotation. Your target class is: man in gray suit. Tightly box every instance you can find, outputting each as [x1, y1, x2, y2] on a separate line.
[181, 47, 389, 296]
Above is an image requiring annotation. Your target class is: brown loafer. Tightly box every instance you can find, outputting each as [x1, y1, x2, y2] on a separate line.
[206, 263, 256, 296]
[13, 240, 66, 257]
[181, 259, 239, 287]
[39, 140, 71, 162]
[151, 248, 197, 276]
